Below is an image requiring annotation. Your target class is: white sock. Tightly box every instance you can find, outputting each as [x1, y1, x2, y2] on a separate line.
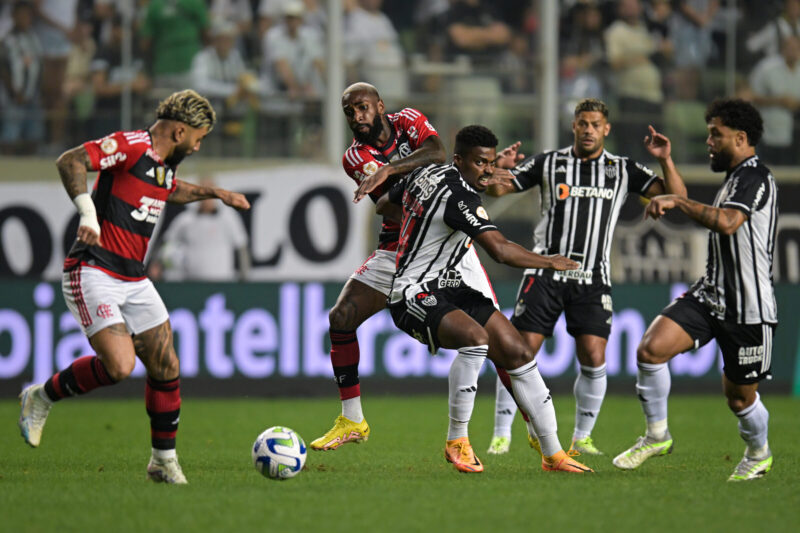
[506, 360, 561, 456]
[447, 345, 487, 440]
[573, 363, 607, 440]
[37, 386, 54, 406]
[342, 397, 363, 423]
[493, 375, 517, 438]
[736, 393, 770, 459]
[636, 361, 670, 437]
[152, 448, 177, 460]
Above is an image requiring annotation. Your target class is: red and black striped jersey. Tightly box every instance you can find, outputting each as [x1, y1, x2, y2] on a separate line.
[63, 130, 178, 281]
[342, 108, 438, 251]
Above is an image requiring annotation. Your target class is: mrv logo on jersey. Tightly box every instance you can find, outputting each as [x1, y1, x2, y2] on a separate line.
[557, 184, 614, 200]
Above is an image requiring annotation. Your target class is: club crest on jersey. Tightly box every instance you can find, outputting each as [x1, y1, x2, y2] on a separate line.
[416, 292, 437, 307]
[363, 161, 379, 176]
[604, 165, 617, 179]
[100, 137, 118, 154]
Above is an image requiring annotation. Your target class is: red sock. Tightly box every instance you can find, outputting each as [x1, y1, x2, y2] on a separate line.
[145, 377, 180, 450]
[330, 329, 360, 401]
[44, 355, 115, 401]
[496, 366, 531, 423]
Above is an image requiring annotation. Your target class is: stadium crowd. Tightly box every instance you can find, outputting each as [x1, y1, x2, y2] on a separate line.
[1, 0, 799, 162]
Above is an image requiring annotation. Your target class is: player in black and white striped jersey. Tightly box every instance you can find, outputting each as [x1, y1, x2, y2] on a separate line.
[484, 98, 687, 457]
[613, 99, 779, 481]
[379, 125, 594, 474]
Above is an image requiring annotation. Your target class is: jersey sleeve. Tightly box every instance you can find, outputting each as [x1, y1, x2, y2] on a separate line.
[510, 153, 545, 191]
[625, 159, 660, 195]
[443, 188, 497, 238]
[342, 145, 391, 201]
[83, 131, 138, 172]
[723, 170, 771, 215]
[392, 108, 438, 150]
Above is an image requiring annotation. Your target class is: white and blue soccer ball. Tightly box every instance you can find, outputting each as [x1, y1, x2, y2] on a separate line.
[252, 426, 307, 480]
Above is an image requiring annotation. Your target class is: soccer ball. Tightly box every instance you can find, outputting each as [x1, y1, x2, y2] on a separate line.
[252, 426, 307, 480]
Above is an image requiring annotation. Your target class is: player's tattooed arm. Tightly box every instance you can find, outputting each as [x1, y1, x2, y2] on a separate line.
[645, 194, 746, 235]
[56, 145, 95, 199]
[168, 181, 251, 210]
[354, 136, 446, 202]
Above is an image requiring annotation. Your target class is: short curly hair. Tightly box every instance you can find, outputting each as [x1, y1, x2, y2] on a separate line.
[574, 98, 609, 118]
[156, 89, 216, 131]
[454, 125, 498, 156]
[705, 98, 763, 147]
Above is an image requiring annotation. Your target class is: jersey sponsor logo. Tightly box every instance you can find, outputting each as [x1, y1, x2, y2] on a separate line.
[131, 196, 166, 223]
[408, 172, 444, 201]
[99, 152, 127, 169]
[556, 184, 614, 201]
[457, 201, 483, 227]
[601, 293, 613, 312]
[560, 269, 593, 281]
[100, 137, 118, 155]
[437, 270, 462, 289]
[738, 345, 765, 365]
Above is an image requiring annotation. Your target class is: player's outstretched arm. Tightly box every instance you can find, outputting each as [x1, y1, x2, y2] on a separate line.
[354, 136, 446, 202]
[485, 168, 517, 197]
[643, 125, 688, 199]
[57, 145, 102, 246]
[645, 194, 746, 235]
[168, 181, 251, 210]
[475, 230, 579, 270]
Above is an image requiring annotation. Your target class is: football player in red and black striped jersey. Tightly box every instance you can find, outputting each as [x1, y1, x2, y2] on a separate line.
[18, 90, 250, 485]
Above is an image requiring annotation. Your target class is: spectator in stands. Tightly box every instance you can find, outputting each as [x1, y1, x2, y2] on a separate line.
[0, 1, 14, 40]
[140, 0, 209, 89]
[258, 0, 325, 37]
[746, 35, 800, 165]
[670, 0, 720, 101]
[604, 0, 666, 162]
[344, 0, 408, 103]
[64, 19, 96, 135]
[90, 14, 149, 139]
[436, 0, 512, 69]
[33, 0, 79, 150]
[191, 19, 262, 149]
[746, 0, 800, 61]
[0, 0, 43, 154]
[261, 0, 325, 100]
[155, 177, 251, 282]
[560, 2, 607, 133]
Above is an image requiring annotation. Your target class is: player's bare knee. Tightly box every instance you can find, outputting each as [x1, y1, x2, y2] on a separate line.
[329, 303, 356, 331]
[637, 341, 660, 364]
[503, 341, 533, 369]
[102, 355, 136, 381]
[459, 324, 489, 348]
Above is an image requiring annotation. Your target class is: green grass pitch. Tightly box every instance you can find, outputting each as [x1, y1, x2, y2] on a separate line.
[3, 394, 799, 532]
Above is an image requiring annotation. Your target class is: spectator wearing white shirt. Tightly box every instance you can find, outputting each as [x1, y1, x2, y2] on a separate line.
[747, 35, 800, 164]
[746, 0, 800, 62]
[344, 0, 408, 103]
[156, 178, 251, 282]
[262, 0, 325, 100]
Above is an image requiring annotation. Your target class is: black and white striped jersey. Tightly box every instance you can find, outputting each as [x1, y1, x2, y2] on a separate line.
[511, 147, 660, 286]
[689, 156, 778, 325]
[388, 163, 497, 301]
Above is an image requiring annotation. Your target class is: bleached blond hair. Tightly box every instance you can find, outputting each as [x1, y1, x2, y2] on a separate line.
[156, 89, 216, 131]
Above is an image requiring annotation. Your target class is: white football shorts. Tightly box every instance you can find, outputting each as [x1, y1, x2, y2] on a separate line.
[351, 247, 497, 307]
[62, 266, 170, 338]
